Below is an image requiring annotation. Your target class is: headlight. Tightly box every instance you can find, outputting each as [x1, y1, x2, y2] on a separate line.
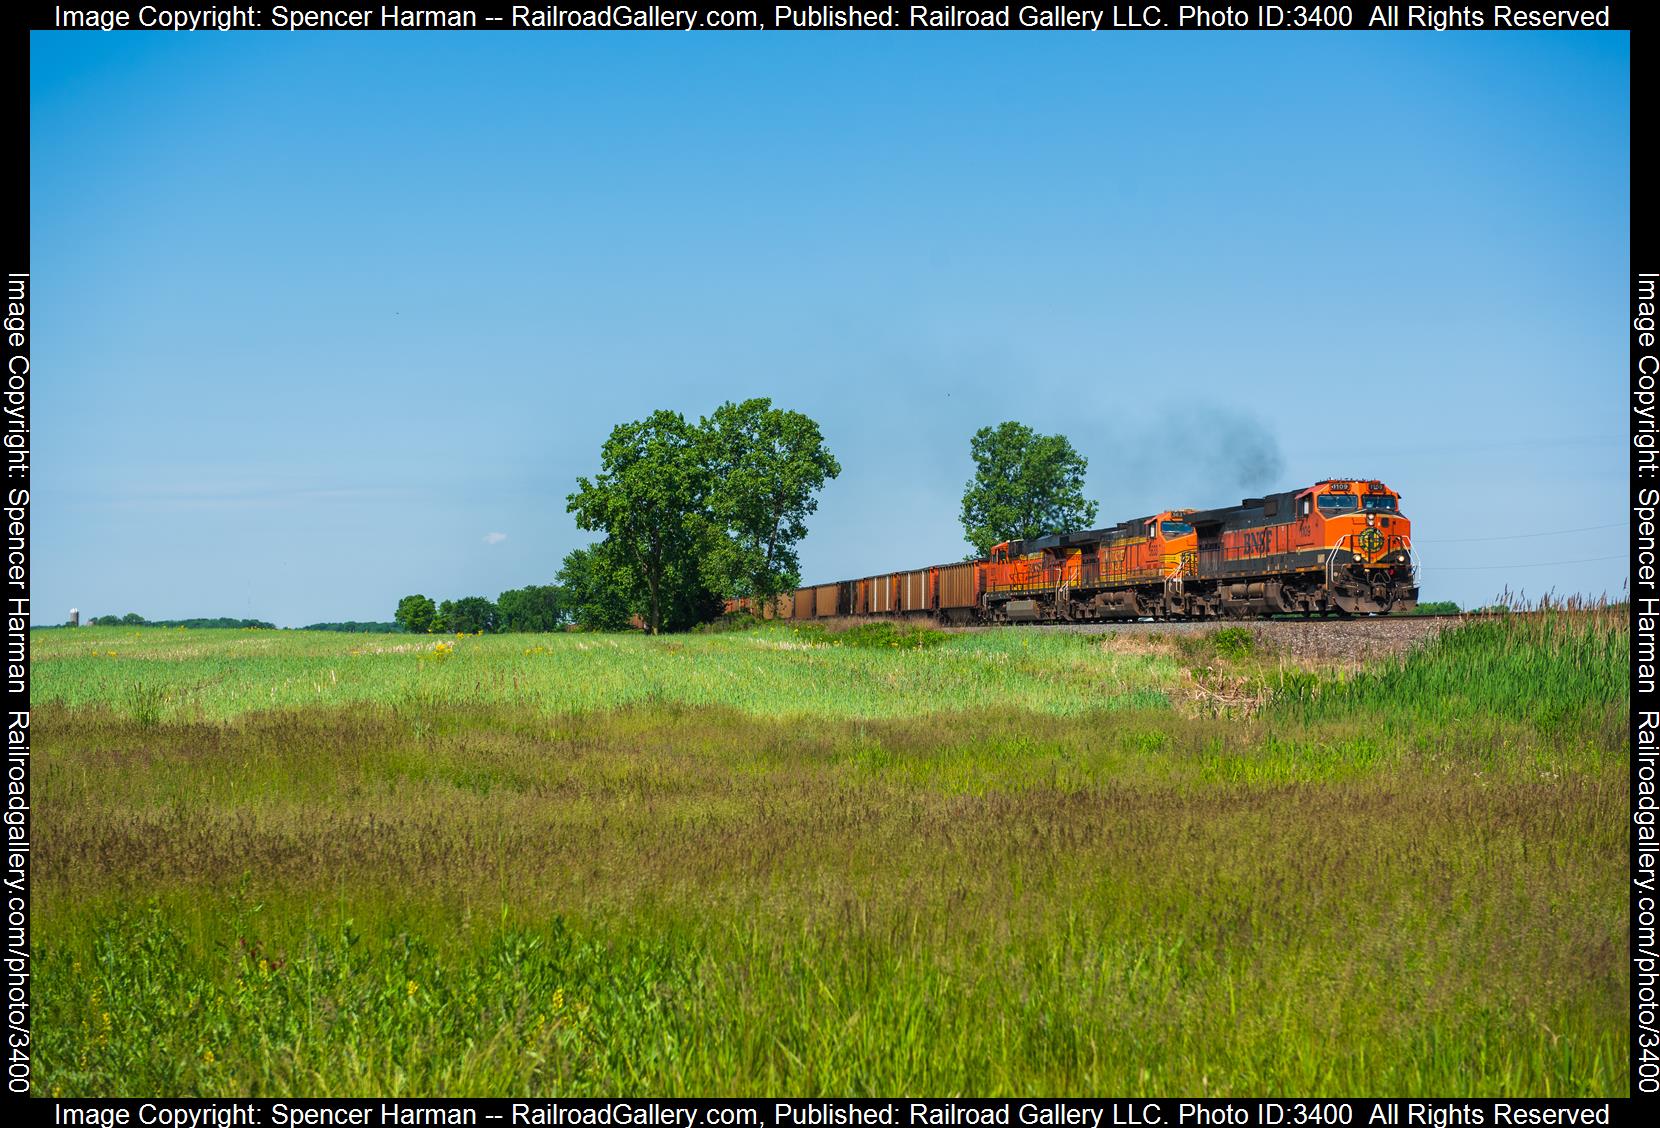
[1353, 554, 1363, 562]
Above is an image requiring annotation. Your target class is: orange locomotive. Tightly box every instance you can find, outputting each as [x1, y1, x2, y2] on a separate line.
[730, 478, 1417, 623]
[1176, 478, 1417, 617]
[978, 509, 1198, 622]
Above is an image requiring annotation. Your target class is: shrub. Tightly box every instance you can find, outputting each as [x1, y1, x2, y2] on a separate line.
[1211, 626, 1256, 660]
[829, 622, 949, 650]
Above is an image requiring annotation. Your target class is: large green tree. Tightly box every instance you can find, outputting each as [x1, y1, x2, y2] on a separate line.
[394, 594, 437, 634]
[566, 410, 715, 635]
[496, 584, 565, 633]
[959, 421, 1098, 557]
[700, 398, 841, 605]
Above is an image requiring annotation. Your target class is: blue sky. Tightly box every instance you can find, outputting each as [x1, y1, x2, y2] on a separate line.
[31, 31, 1629, 625]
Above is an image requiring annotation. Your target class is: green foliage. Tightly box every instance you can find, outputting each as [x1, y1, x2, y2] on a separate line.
[821, 622, 949, 650]
[394, 595, 437, 635]
[567, 410, 714, 634]
[1413, 601, 1461, 615]
[557, 545, 635, 632]
[960, 421, 1098, 557]
[699, 398, 841, 605]
[656, 564, 727, 634]
[401, 589, 563, 636]
[1210, 626, 1256, 659]
[567, 402, 839, 633]
[437, 596, 498, 635]
[495, 585, 566, 633]
[694, 611, 762, 634]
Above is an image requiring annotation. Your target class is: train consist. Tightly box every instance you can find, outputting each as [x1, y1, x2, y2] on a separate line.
[730, 478, 1419, 623]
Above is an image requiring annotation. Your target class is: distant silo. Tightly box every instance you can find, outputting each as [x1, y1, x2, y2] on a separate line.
[69, 608, 79, 627]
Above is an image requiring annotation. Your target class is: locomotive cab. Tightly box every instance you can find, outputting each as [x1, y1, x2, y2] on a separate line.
[1302, 479, 1418, 614]
[1155, 511, 1198, 577]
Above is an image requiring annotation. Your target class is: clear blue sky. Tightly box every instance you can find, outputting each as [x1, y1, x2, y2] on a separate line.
[31, 31, 1630, 625]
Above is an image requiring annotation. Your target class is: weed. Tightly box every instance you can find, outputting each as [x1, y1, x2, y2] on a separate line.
[1210, 626, 1256, 660]
[124, 682, 166, 728]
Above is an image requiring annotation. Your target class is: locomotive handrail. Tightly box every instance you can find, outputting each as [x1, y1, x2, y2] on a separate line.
[1326, 533, 1351, 593]
[1163, 568, 1185, 620]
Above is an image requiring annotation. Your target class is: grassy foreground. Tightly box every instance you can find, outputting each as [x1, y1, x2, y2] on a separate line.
[31, 612, 1628, 1096]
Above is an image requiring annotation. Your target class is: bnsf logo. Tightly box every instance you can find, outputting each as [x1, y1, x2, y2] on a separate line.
[1240, 529, 1274, 556]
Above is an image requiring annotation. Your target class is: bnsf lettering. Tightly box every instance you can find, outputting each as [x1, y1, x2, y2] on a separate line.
[1240, 530, 1274, 556]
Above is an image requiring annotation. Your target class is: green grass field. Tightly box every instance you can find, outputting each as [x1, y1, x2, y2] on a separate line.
[30, 611, 1629, 1096]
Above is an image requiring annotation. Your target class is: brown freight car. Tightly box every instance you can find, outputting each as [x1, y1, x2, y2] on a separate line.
[899, 568, 933, 613]
[868, 574, 897, 614]
[938, 562, 980, 616]
[814, 584, 841, 618]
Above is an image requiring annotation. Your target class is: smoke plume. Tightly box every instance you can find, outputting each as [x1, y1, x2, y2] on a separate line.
[1190, 409, 1284, 490]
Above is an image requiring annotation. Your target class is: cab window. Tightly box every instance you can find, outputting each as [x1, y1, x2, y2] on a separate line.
[1162, 521, 1194, 537]
[1362, 495, 1397, 512]
[1317, 494, 1359, 515]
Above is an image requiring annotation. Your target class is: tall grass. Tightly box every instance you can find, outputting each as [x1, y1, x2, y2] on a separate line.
[31, 625, 1179, 721]
[1281, 600, 1627, 731]
[29, 610, 1629, 1096]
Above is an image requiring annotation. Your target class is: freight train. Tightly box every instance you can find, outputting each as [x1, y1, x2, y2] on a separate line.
[729, 478, 1419, 623]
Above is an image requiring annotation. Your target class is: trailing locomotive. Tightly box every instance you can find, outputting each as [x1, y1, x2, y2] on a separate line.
[731, 478, 1418, 623]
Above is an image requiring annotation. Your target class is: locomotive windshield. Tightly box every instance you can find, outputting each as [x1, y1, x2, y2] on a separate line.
[1362, 495, 1397, 512]
[1162, 521, 1194, 537]
[1317, 494, 1359, 514]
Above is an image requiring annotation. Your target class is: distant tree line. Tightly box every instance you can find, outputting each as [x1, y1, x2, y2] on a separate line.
[394, 584, 566, 635]
[86, 613, 277, 629]
[299, 621, 405, 633]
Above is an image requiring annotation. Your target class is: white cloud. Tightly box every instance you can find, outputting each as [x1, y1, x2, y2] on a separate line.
[483, 532, 508, 545]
